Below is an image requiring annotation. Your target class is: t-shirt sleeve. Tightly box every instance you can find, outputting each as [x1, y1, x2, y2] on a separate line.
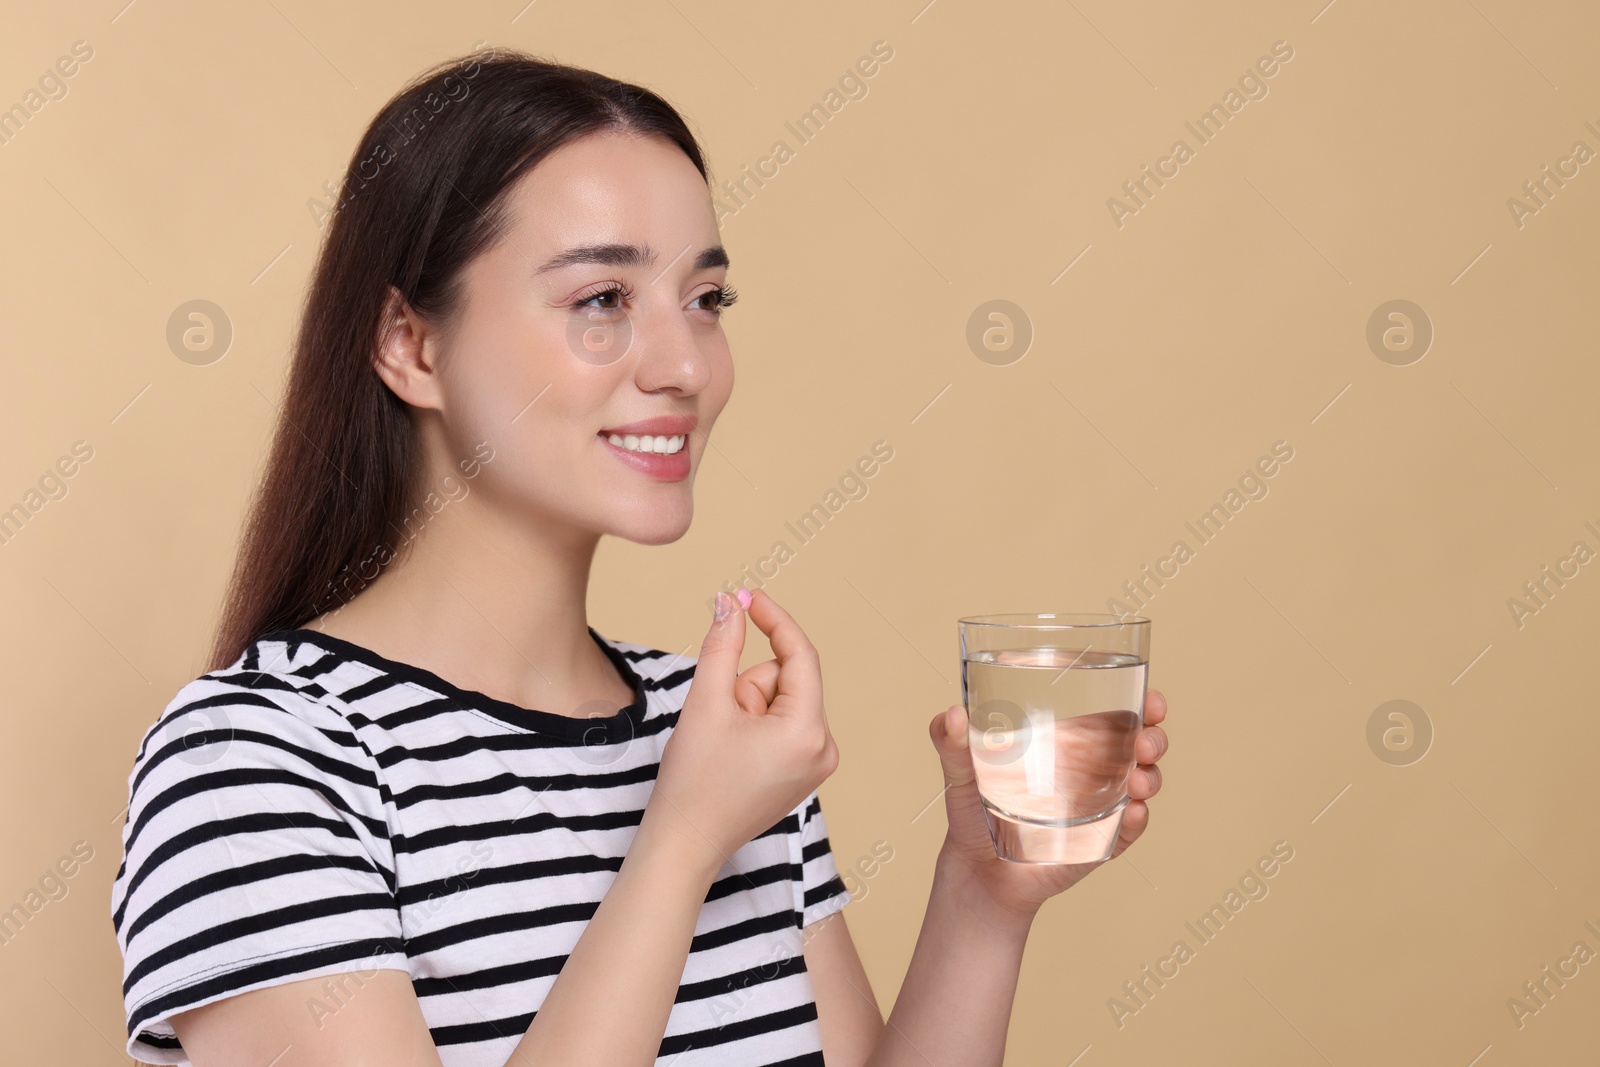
[110, 675, 406, 1063]
[793, 790, 852, 927]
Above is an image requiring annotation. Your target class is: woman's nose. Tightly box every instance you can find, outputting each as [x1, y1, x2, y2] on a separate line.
[630, 307, 715, 396]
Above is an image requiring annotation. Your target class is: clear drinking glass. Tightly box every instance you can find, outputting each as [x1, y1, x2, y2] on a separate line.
[958, 612, 1151, 864]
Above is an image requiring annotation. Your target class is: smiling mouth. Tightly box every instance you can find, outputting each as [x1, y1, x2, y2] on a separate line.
[600, 432, 687, 455]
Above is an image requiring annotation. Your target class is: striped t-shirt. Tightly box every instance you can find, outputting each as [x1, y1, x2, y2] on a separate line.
[111, 625, 853, 1065]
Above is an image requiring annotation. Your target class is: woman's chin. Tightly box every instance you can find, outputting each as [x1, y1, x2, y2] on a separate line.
[608, 504, 694, 546]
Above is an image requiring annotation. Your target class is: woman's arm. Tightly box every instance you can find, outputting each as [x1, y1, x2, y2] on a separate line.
[809, 846, 1036, 1067]
[804, 911, 884, 1066]
[503, 807, 731, 1064]
[809, 688, 1170, 1067]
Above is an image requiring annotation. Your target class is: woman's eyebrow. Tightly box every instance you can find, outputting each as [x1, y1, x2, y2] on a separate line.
[694, 245, 730, 270]
[533, 242, 730, 275]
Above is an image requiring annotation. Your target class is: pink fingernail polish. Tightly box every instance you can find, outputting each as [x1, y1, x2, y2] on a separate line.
[736, 588, 752, 610]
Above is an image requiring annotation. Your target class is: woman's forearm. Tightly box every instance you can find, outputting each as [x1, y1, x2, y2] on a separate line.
[865, 848, 1037, 1067]
[505, 804, 724, 1066]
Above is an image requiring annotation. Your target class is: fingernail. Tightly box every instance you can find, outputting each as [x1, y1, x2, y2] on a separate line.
[736, 588, 752, 610]
[713, 591, 732, 621]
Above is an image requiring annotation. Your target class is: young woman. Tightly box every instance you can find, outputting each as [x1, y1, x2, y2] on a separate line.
[111, 47, 1169, 1067]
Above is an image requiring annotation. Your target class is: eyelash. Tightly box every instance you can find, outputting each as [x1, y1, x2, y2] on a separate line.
[570, 282, 740, 315]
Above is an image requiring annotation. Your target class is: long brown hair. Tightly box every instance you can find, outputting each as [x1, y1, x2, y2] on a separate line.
[208, 46, 710, 671]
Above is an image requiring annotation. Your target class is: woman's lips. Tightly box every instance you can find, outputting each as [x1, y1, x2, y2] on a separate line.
[598, 432, 690, 482]
[596, 414, 698, 437]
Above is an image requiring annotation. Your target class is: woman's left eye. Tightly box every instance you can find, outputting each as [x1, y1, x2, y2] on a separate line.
[693, 285, 739, 315]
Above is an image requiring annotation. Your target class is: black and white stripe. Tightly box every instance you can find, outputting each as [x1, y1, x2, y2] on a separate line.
[111, 627, 851, 1065]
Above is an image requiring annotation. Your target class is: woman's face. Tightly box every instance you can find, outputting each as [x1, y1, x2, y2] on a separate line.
[426, 129, 735, 547]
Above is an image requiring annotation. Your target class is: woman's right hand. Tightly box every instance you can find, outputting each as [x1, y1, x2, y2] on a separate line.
[642, 587, 839, 875]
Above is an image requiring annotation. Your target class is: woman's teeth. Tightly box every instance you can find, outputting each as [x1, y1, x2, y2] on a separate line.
[607, 433, 686, 455]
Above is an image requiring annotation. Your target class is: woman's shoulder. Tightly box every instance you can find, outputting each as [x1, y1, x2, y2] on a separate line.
[126, 631, 377, 792]
[115, 635, 393, 917]
[113, 633, 403, 1060]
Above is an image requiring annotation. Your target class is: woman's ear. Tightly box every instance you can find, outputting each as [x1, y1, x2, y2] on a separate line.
[372, 284, 445, 410]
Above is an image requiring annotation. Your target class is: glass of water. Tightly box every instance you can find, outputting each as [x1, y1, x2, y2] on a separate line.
[958, 612, 1151, 865]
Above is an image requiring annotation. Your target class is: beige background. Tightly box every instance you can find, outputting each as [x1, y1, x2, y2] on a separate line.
[2, 0, 1597, 1062]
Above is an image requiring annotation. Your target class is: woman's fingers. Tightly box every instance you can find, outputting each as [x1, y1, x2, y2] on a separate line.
[1118, 695, 1165, 852]
[734, 660, 781, 715]
[690, 590, 750, 688]
[1127, 762, 1162, 800]
[1112, 799, 1150, 857]
[927, 704, 977, 790]
[929, 705, 991, 853]
[743, 589, 815, 664]
[743, 589, 822, 706]
[1142, 687, 1167, 726]
[1135, 724, 1168, 765]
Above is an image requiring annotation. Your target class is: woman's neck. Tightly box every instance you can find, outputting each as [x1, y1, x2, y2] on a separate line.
[301, 488, 634, 717]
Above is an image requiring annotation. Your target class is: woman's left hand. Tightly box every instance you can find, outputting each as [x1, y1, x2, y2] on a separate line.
[927, 688, 1168, 921]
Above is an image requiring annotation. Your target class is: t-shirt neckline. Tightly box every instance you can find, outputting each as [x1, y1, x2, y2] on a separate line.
[257, 624, 651, 742]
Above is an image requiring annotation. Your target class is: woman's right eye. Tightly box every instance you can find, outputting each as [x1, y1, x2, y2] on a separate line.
[570, 283, 632, 312]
